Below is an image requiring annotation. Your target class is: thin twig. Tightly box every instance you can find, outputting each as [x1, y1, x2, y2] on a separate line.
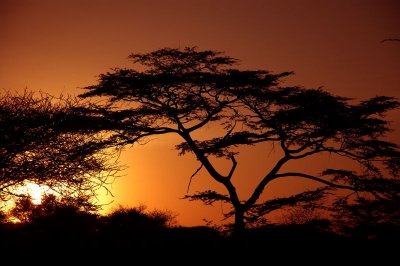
[186, 164, 203, 193]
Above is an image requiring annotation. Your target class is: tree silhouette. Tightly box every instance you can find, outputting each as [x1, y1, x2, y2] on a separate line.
[0, 90, 120, 208]
[80, 47, 400, 233]
[103, 205, 177, 232]
[8, 194, 97, 224]
[331, 174, 400, 240]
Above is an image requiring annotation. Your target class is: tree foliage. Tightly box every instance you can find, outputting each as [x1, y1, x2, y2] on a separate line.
[80, 47, 400, 232]
[330, 174, 400, 239]
[0, 91, 120, 207]
[7, 194, 97, 224]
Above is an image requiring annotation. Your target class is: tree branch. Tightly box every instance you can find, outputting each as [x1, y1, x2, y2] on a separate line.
[178, 130, 226, 183]
[245, 156, 290, 208]
[289, 148, 321, 159]
[117, 127, 178, 145]
[226, 155, 237, 180]
[186, 164, 203, 193]
[274, 172, 356, 190]
[186, 108, 221, 133]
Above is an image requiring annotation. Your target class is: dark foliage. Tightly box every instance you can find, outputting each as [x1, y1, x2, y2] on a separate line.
[0, 91, 120, 207]
[79, 46, 400, 232]
[0, 204, 396, 264]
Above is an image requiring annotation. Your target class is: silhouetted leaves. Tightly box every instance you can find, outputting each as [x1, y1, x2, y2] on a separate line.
[244, 187, 330, 225]
[0, 91, 121, 206]
[182, 190, 231, 205]
[332, 193, 400, 240]
[79, 46, 399, 232]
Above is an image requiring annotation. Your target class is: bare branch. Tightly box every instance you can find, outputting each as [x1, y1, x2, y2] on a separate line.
[274, 172, 356, 191]
[245, 156, 291, 208]
[186, 164, 203, 193]
[226, 155, 237, 180]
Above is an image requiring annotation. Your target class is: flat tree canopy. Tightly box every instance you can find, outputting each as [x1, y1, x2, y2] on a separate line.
[80, 47, 400, 232]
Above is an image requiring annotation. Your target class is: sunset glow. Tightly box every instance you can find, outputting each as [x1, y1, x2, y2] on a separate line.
[15, 182, 51, 205]
[1, 0, 399, 227]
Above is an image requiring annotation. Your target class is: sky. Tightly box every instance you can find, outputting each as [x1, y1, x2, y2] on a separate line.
[1, 0, 399, 226]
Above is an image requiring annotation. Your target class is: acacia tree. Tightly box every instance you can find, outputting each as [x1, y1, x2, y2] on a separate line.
[0, 91, 119, 208]
[80, 47, 400, 233]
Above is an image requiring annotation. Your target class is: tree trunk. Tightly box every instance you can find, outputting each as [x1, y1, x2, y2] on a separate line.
[233, 206, 246, 235]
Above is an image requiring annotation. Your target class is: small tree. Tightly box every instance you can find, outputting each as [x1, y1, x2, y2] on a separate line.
[0, 91, 120, 208]
[80, 47, 400, 233]
[8, 194, 97, 224]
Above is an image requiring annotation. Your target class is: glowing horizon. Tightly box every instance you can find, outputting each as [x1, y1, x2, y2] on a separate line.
[1, 0, 399, 226]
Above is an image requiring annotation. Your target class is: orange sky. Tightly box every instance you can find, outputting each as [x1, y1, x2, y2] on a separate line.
[1, 0, 399, 226]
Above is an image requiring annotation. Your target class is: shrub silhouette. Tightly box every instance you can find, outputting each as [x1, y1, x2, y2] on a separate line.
[103, 205, 176, 229]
